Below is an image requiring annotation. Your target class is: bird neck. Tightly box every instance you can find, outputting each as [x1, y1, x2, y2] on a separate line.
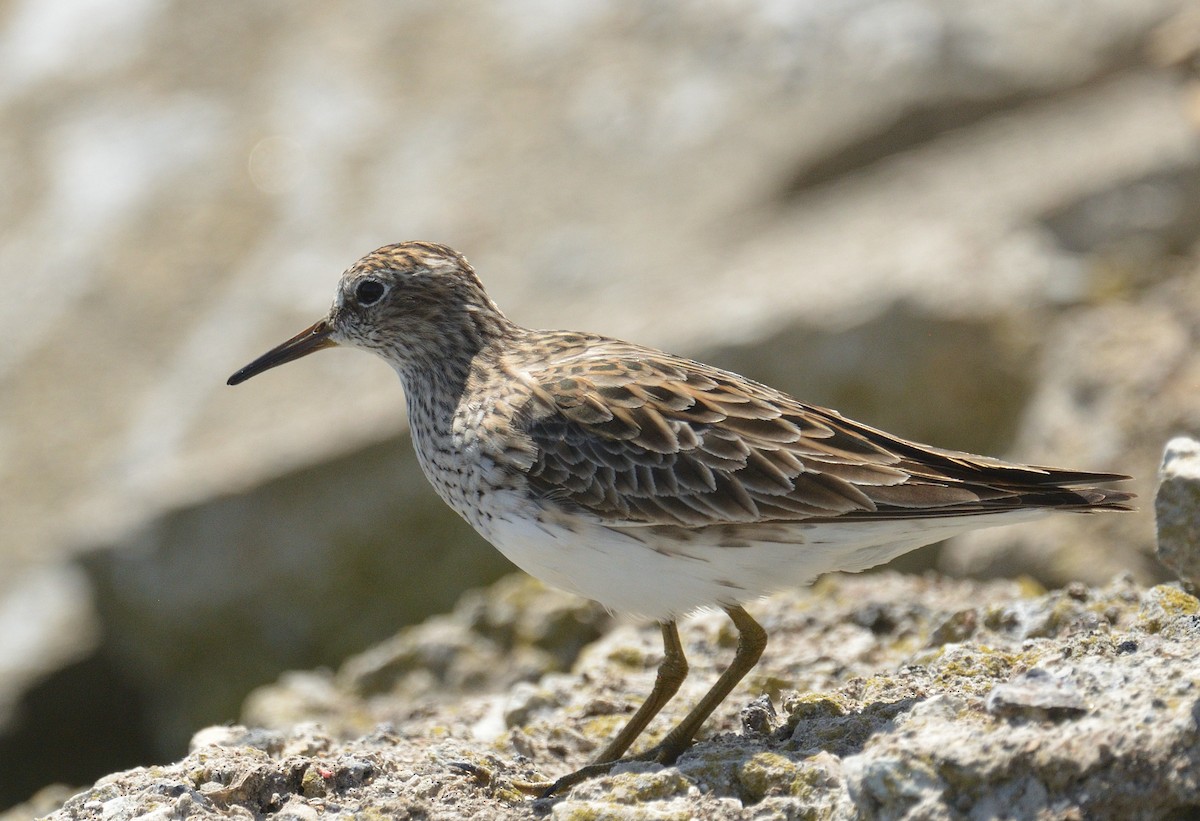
[394, 312, 521, 427]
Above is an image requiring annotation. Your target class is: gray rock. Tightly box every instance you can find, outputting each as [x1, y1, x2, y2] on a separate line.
[0, 563, 97, 727]
[1155, 436, 1200, 586]
[943, 263, 1200, 586]
[31, 572, 1200, 820]
[984, 667, 1088, 722]
[2, 0, 1196, 809]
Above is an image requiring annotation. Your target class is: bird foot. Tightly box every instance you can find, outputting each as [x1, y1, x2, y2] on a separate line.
[535, 740, 689, 798]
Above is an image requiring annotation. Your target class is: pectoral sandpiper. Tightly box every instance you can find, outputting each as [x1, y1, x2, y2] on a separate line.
[228, 241, 1132, 795]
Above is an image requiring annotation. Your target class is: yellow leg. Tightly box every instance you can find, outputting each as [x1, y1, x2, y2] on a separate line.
[542, 606, 767, 797]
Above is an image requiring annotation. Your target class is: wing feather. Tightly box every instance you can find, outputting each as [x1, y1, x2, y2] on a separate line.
[510, 336, 1132, 528]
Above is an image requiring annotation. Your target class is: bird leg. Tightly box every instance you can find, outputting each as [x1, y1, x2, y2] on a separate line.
[540, 605, 767, 797]
[540, 621, 687, 796]
[593, 620, 689, 764]
[644, 605, 767, 764]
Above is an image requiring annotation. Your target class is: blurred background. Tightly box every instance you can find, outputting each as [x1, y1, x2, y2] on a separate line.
[2, 0, 1198, 810]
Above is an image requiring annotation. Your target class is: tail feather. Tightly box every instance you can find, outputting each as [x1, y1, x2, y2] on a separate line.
[969, 466, 1135, 512]
[820, 468, 1134, 523]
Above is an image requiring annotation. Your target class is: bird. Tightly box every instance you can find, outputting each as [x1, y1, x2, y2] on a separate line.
[228, 241, 1133, 795]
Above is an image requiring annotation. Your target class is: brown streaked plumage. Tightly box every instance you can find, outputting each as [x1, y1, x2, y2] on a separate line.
[229, 241, 1132, 796]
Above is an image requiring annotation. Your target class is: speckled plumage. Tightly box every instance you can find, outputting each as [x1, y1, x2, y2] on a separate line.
[229, 241, 1132, 794]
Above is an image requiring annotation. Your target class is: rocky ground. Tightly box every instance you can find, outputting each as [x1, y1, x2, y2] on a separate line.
[3, 0, 1200, 813]
[9, 571, 1198, 820]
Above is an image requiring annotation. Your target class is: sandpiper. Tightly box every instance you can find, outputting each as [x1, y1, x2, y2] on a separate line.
[228, 241, 1132, 795]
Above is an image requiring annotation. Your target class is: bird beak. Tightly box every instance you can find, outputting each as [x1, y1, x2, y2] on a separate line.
[227, 319, 337, 386]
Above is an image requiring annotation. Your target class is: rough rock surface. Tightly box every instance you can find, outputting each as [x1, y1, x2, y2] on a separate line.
[27, 572, 1200, 821]
[1156, 436, 1200, 588]
[3, 0, 1197, 809]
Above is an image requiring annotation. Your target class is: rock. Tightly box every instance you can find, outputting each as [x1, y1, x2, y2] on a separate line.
[1155, 436, 1200, 586]
[739, 694, 778, 737]
[1136, 583, 1200, 634]
[2, 0, 1197, 810]
[943, 261, 1200, 586]
[242, 575, 608, 738]
[0, 786, 77, 821]
[0, 563, 98, 728]
[32, 572, 1200, 820]
[984, 667, 1089, 722]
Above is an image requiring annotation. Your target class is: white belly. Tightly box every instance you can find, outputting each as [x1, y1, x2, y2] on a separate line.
[474, 490, 1046, 620]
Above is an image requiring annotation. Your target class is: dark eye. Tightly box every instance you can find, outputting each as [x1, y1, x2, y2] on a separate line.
[355, 279, 386, 306]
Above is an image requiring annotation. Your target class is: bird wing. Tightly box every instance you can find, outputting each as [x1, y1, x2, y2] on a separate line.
[510, 336, 1131, 528]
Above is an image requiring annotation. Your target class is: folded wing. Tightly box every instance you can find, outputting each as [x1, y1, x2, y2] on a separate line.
[513, 338, 1132, 528]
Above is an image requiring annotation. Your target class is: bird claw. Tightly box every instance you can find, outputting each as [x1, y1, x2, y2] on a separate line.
[537, 741, 689, 798]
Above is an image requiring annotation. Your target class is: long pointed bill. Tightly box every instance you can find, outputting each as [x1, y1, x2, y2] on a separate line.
[227, 320, 337, 385]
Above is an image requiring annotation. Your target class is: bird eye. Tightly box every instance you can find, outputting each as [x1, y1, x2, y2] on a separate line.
[355, 279, 386, 306]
